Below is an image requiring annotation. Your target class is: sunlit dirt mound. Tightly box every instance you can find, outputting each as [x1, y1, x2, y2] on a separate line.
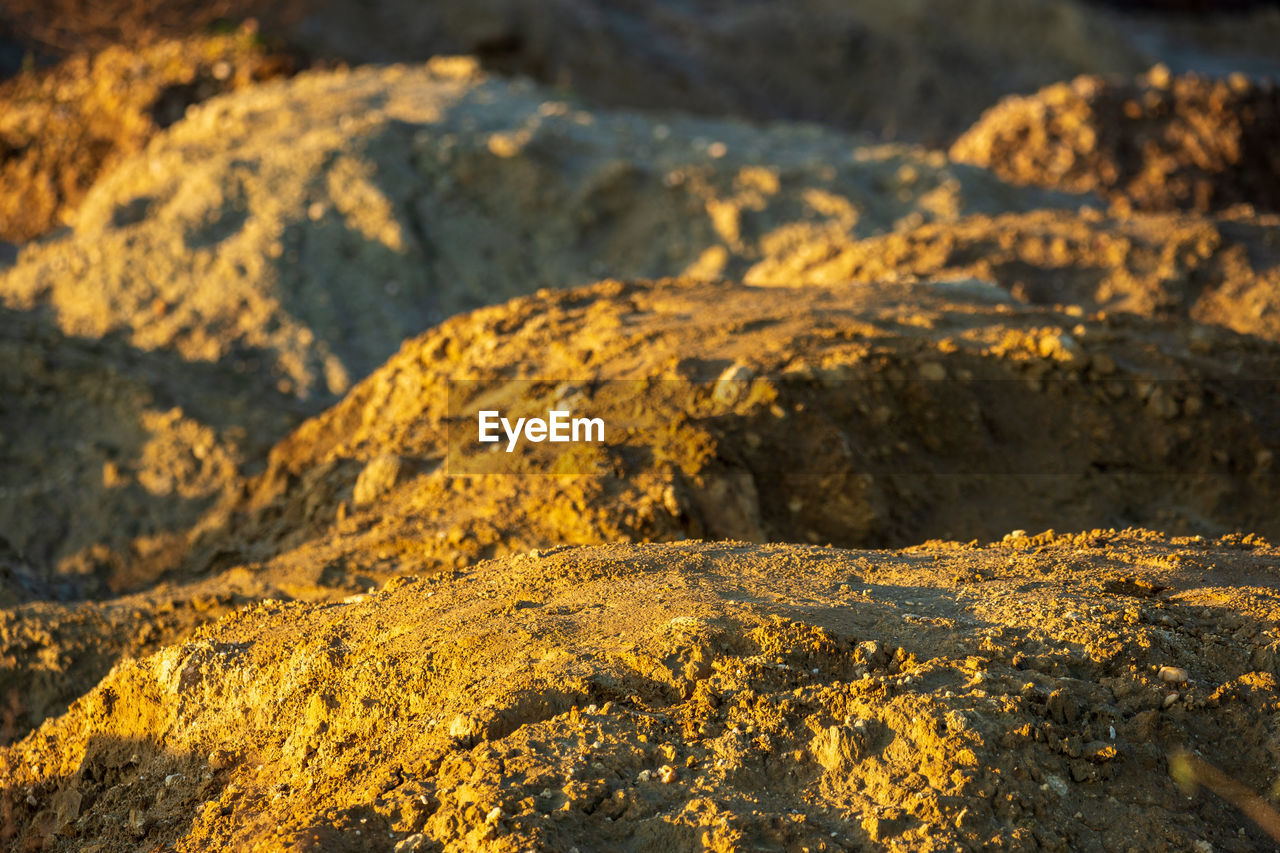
[0, 57, 1070, 401]
[4, 535, 1279, 851]
[12, 274, 1280, 748]
[745, 208, 1280, 343]
[0, 304, 310, 600]
[190, 276, 1280, 588]
[951, 68, 1280, 214]
[0, 29, 298, 244]
[0, 56, 1071, 597]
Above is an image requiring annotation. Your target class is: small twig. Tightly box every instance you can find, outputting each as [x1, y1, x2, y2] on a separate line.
[1170, 749, 1280, 844]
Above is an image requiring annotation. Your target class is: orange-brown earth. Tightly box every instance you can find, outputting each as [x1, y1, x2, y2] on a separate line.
[0, 0, 305, 57]
[199, 275, 1280, 583]
[4, 274, 1279, 788]
[746, 208, 1280, 344]
[0, 57, 1075, 589]
[6, 60, 1280, 595]
[952, 68, 1280, 215]
[0, 9, 1279, 851]
[0, 29, 301, 244]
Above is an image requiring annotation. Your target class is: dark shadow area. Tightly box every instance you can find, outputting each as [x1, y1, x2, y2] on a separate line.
[0, 302, 317, 601]
[281, 0, 1280, 147]
[0, 29, 52, 79]
[1086, 0, 1279, 10]
[1, 733, 216, 850]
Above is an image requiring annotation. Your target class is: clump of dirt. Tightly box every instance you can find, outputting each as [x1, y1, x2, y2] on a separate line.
[951, 67, 1280, 214]
[4, 534, 1279, 851]
[0, 304, 311, 601]
[1, 6, 1278, 852]
[0, 57, 1071, 401]
[745, 208, 1280, 343]
[0, 28, 299, 243]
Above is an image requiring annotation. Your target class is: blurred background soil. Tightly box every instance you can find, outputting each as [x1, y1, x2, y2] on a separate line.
[0, 29, 301, 244]
[2, 0, 1280, 245]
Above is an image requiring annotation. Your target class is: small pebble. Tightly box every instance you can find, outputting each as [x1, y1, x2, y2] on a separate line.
[1163, 692, 1180, 708]
[1158, 666, 1188, 684]
[713, 363, 753, 404]
[658, 765, 678, 784]
[394, 834, 427, 853]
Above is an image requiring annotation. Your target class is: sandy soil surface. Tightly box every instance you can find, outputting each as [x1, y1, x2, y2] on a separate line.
[0, 58, 1072, 399]
[5, 273, 1278, 761]
[0, 303, 311, 599]
[745, 208, 1280, 344]
[0, 57, 1078, 597]
[8, 112, 1278, 597]
[203, 276, 1280, 577]
[1, 5, 1279, 850]
[3, 534, 1279, 851]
